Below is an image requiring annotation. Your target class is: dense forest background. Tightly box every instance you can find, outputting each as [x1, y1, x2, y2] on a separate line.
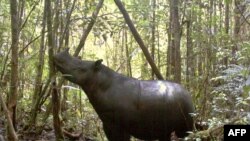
[0, 0, 250, 140]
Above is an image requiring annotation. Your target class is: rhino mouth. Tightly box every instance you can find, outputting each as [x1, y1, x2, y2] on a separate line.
[54, 60, 76, 82]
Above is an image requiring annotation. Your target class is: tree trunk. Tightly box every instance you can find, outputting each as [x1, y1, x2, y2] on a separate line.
[223, 0, 230, 67]
[166, 17, 172, 79]
[151, 0, 156, 80]
[196, 0, 203, 78]
[29, 0, 47, 129]
[60, 0, 71, 117]
[46, 0, 64, 140]
[168, 0, 181, 83]
[52, 81, 64, 141]
[8, 0, 20, 140]
[186, 1, 193, 88]
[232, 0, 243, 64]
[125, 29, 132, 77]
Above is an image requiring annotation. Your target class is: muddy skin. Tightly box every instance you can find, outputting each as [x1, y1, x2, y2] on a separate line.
[53, 49, 194, 141]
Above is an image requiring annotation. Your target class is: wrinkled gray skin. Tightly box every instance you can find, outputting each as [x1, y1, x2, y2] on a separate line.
[53, 49, 194, 141]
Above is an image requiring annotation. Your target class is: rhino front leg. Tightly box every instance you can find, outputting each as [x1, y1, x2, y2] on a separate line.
[103, 123, 130, 141]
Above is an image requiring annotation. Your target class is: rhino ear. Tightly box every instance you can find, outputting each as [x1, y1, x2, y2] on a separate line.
[94, 59, 103, 71]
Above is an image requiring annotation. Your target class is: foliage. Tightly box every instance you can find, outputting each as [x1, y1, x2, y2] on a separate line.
[195, 64, 250, 139]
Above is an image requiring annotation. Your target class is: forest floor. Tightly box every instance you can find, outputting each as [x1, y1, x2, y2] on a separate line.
[0, 116, 93, 141]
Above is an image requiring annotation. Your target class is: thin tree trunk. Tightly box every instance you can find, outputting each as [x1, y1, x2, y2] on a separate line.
[186, 1, 193, 88]
[212, 0, 217, 70]
[53, 0, 61, 49]
[223, 0, 230, 67]
[46, 0, 64, 140]
[166, 17, 172, 79]
[125, 29, 132, 77]
[60, 0, 71, 117]
[8, 0, 20, 140]
[157, 24, 160, 71]
[120, 29, 126, 73]
[169, 0, 181, 83]
[197, 0, 203, 77]
[58, 0, 76, 51]
[225, 1, 230, 34]
[232, 0, 242, 64]
[0, 46, 11, 89]
[17, 0, 25, 99]
[52, 81, 64, 141]
[151, 0, 156, 80]
[28, 0, 47, 129]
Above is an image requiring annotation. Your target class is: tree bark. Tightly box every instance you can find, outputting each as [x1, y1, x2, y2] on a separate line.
[232, 0, 243, 64]
[168, 0, 181, 82]
[223, 0, 230, 67]
[52, 81, 64, 141]
[151, 0, 156, 80]
[46, 0, 64, 140]
[125, 29, 132, 77]
[114, 0, 164, 80]
[186, 1, 193, 88]
[0, 90, 18, 141]
[8, 0, 20, 140]
[225, 1, 230, 34]
[28, 0, 47, 129]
